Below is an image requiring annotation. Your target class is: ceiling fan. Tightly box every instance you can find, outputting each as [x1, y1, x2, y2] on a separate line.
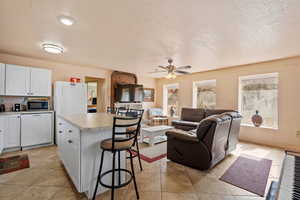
[149, 58, 192, 79]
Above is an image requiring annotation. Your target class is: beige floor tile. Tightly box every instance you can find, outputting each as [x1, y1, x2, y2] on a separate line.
[33, 168, 72, 187]
[0, 184, 29, 200]
[161, 172, 194, 193]
[0, 142, 285, 200]
[162, 192, 198, 200]
[0, 168, 47, 186]
[126, 190, 161, 200]
[135, 171, 161, 192]
[50, 187, 86, 200]
[15, 186, 61, 200]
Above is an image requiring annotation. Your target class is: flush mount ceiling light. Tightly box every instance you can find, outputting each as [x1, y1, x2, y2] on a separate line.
[58, 15, 75, 26]
[42, 43, 64, 54]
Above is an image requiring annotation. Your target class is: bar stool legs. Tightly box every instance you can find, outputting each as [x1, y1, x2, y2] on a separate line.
[111, 151, 116, 200]
[93, 150, 105, 200]
[135, 141, 143, 171]
[129, 150, 139, 199]
[92, 149, 139, 200]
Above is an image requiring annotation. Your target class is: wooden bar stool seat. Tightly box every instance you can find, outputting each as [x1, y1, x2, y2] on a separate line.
[101, 138, 134, 151]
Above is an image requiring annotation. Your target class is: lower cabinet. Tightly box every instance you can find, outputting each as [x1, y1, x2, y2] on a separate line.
[21, 113, 53, 147]
[0, 117, 5, 153]
[57, 118, 81, 191]
[0, 115, 21, 149]
[0, 112, 53, 152]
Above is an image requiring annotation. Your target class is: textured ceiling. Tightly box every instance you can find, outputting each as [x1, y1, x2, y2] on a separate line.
[0, 0, 299, 77]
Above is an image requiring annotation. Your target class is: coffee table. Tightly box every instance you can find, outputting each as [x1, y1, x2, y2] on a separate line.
[140, 125, 174, 146]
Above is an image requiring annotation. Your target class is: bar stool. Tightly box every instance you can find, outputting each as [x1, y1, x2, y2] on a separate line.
[92, 116, 142, 200]
[126, 109, 144, 171]
[116, 107, 128, 116]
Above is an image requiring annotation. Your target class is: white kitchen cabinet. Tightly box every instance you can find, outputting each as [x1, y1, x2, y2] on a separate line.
[21, 113, 53, 147]
[5, 64, 52, 97]
[30, 68, 52, 96]
[0, 117, 4, 154]
[1, 115, 21, 148]
[57, 119, 81, 191]
[0, 63, 5, 95]
[5, 64, 31, 96]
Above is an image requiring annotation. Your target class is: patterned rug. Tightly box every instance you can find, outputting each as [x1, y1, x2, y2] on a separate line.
[0, 154, 30, 175]
[220, 155, 272, 197]
[132, 142, 167, 163]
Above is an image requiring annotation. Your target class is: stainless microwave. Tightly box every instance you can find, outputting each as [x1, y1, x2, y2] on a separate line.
[27, 101, 49, 110]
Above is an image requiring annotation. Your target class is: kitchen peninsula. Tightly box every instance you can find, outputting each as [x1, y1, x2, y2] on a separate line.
[56, 112, 126, 198]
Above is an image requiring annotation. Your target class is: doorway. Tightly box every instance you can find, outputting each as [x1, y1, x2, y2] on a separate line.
[85, 77, 106, 113]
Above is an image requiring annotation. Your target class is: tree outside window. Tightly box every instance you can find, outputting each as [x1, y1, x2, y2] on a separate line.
[193, 80, 216, 109]
[239, 73, 278, 129]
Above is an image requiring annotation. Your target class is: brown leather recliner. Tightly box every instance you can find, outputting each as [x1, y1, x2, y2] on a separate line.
[224, 112, 242, 155]
[172, 108, 234, 131]
[166, 114, 232, 170]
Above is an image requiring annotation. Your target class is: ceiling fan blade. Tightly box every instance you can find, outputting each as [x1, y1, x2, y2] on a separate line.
[175, 70, 190, 74]
[176, 65, 192, 70]
[158, 65, 168, 70]
[148, 70, 167, 74]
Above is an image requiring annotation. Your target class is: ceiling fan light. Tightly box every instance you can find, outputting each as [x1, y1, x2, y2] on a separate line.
[166, 72, 176, 79]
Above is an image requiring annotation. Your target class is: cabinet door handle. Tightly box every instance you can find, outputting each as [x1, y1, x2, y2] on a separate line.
[59, 131, 62, 133]
[68, 130, 72, 133]
[68, 140, 73, 144]
[58, 123, 63, 125]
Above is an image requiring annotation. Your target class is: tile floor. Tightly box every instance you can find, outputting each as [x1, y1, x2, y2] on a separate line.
[0, 142, 284, 200]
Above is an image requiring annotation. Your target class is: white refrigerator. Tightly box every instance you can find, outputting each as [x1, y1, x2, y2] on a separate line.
[54, 81, 87, 143]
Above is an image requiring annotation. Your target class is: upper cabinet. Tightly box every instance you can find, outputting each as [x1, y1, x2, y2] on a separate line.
[5, 64, 31, 96]
[30, 68, 52, 97]
[5, 64, 52, 97]
[0, 63, 5, 95]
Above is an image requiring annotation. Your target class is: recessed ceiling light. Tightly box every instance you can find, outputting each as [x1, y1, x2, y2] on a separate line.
[58, 16, 75, 26]
[42, 43, 64, 54]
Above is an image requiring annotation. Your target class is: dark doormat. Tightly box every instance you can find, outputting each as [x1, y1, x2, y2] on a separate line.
[220, 155, 272, 197]
[0, 154, 30, 175]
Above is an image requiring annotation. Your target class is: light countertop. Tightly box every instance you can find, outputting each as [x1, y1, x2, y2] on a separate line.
[0, 110, 54, 115]
[58, 112, 139, 131]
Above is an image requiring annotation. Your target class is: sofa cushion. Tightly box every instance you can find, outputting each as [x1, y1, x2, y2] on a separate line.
[181, 108, 205, 122]
[205, 109, 235, 118]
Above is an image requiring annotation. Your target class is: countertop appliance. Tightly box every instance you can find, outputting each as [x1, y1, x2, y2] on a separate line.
[27, 100, 49, 110]
[14, 104, 21, 112]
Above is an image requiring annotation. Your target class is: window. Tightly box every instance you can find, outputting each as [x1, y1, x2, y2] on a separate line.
[239, 73, 279, 129]
[193, 80, 216, 109]
[163, 83, 179, 116]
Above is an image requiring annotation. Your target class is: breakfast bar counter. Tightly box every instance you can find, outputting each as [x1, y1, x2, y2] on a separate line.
[56, 113, 126, 198]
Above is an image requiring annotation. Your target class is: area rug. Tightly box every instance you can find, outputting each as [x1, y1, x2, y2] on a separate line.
[0, 154, 30, 175]
[220, 155, 272, 197]
[131, 142, 167, 163]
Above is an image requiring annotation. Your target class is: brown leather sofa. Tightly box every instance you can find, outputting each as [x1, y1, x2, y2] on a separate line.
[172, 108, 235, 131]
[166, 110, 242, 170]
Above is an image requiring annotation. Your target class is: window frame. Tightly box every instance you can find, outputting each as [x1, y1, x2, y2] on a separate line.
[192, 79, 217, 109]
[163, 83, 179, 116]
[238, 72, 279, 129]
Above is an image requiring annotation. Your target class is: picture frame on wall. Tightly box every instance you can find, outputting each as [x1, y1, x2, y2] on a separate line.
[143, 88, 155, 102]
